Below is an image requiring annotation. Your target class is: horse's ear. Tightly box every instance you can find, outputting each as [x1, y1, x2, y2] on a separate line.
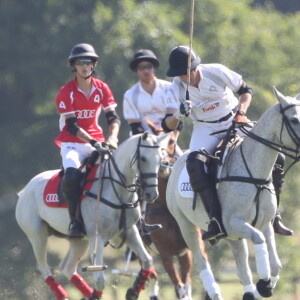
[295, 92, 300, 100]
[141, 131, 149, 140]
[157, 132, 170, 144]
[273, 86, 290, 106]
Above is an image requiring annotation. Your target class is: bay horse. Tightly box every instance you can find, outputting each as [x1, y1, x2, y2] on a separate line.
[144, 133, 206, 300]
[166, 88, 300, 300]
[16, 132, 167, 300]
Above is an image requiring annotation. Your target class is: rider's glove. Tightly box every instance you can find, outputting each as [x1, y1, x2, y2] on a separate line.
[90, 139, 108, 152]
[235, 111, 250, 123]
[174, 101, 192, 120]
[106, 135, 118, 149]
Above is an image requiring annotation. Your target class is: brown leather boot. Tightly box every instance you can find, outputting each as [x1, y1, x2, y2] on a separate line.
[273, 214, 293, 236]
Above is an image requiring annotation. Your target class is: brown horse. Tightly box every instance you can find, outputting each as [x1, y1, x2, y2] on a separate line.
[144, 134, 207, 300]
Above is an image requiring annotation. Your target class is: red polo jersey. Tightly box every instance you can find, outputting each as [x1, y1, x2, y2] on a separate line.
[54, 77, 117, 148]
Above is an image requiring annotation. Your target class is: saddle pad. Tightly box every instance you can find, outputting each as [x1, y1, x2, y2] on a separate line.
[178, 166, 194, 198]
[43, 171, 66, 208]
[43, 165, 98, 208]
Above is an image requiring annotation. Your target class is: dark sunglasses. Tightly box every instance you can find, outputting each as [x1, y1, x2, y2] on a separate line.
[137, 63, 154, 71]
[74, 59, 95, 66]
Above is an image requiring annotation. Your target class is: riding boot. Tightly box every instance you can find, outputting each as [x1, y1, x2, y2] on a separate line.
[186, 151, 226, 242]
[272, 153, 293, 236]
[138, 216, 162, 236]
[62, 167, 85, 238]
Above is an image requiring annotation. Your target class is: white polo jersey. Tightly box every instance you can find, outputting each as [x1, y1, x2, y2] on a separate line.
[166, 63, 242, 123]
[123, 78, 171, 131]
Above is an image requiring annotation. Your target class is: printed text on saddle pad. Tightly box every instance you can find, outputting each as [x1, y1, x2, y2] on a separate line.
[43, 166, 98, 208]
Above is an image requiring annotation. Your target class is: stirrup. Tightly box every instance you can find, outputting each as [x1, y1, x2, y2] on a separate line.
[202, 218, 226, 241]
[68, 220, 85, 239]
[273, 215, 293, 236]
[139, 218, 162, 236]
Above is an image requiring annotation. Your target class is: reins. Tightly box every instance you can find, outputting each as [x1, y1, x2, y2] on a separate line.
[218, 102, 300, 226]
[84, 135, 160, 248]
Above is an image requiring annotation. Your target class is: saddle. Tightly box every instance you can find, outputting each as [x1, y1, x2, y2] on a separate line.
[43, 151, 100, 208]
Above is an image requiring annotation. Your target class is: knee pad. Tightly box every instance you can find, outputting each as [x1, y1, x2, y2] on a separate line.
[186, 151, 211, 192]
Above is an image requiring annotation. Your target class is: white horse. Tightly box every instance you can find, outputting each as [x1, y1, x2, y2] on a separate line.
[16, 132, 167, 300]
[166, 88, 300, 300]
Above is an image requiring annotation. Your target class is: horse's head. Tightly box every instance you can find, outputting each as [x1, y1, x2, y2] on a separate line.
[273, 87, 300, 151]
[132, 132, 167, 203]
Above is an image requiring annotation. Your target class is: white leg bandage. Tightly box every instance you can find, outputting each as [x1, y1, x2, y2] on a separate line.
[200, 267, 221, 298]
[254, 243, 270, 279]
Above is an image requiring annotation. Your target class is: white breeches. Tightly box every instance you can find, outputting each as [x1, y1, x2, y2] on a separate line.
[189, 118, 233, 153]
[60, 142, 95, 169]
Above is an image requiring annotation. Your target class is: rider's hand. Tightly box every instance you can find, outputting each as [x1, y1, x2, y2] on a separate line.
[174, 101, 192, 120]
[106, 135, 118, 149]
[235, 112, 250, 123]
[90, 139, 108, 152]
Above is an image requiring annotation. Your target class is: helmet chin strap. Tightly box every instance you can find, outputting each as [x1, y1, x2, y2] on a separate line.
[73, 67, 95, 80]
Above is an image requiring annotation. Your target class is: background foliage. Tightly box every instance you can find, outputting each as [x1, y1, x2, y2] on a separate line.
[1, 0, 300, 299]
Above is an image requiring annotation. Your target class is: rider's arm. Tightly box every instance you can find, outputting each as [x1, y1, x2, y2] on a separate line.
[236, 82, 253, 115]
[65, 113, 94, 143]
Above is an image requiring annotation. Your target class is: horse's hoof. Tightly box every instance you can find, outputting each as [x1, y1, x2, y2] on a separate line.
[126, 287, 139, 300]
[256, 279, 273, 297]
[150, 296, 159, 300]
[242, 292, 255, 300]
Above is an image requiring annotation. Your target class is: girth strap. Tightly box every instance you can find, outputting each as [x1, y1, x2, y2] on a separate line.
[218, 176, 271, 185]
[83, 191, 139, 209]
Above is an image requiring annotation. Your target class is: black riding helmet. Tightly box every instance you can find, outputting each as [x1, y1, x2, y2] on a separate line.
[129, 49, 160, 71]
[68, 43, 99, 65]
[166, 46, 201, 77]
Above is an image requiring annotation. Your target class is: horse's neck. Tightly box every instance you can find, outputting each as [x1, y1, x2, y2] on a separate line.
[233, 106, 281, 178]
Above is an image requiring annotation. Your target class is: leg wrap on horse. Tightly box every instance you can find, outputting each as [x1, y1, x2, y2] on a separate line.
[45, 276, 68, 300]
[133, 267, 155, 293]
[71, 273, 93, 298]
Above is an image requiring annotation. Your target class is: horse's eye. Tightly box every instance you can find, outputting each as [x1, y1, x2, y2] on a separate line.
[290, 117, 300, 124]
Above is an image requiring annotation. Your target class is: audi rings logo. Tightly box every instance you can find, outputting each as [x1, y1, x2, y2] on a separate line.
[76, 109, 95, 119]
[46, 193, 59, 202]
[180, 182, 193, 192]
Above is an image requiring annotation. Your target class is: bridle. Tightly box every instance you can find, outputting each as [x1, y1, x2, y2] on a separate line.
[218, 102, 300, 227]
[239, 103, 300, 162]
[84, 135, 160, 248]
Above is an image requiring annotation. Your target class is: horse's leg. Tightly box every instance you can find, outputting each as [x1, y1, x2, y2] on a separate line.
[28, 228, 69, 299]
[125, 225, 154, 300]
[226, 239, 263, 300]
[262, 223, 282, 290]
[59, 238, 100, 299]
[16, 199, 69, 300]
[86, 236, 106, 300]
[228, 217, 273, 298]
[157, 248, 185, 299]
[148, 270, 159, 300]
[178, 250, 193, 300]
[169, 210, 223, 300]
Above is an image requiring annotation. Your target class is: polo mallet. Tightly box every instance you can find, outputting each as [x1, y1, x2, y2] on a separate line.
[82, 151, 108, 273]
[186, 0, 196, 102]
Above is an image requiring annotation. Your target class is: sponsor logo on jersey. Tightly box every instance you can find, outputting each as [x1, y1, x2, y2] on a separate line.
[180, 182, 193, 192]
[202, 102, 219, 112]
[45, 193, 59, 203]
[76, 109, 96, 119]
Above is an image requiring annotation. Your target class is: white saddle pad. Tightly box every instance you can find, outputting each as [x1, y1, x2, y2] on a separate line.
[178, 166, 194, 198]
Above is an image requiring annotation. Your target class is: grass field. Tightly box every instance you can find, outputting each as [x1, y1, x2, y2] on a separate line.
[46, 237, 300, 300]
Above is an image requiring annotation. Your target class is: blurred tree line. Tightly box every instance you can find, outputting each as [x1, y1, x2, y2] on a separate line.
[1, 0, 300, 299]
